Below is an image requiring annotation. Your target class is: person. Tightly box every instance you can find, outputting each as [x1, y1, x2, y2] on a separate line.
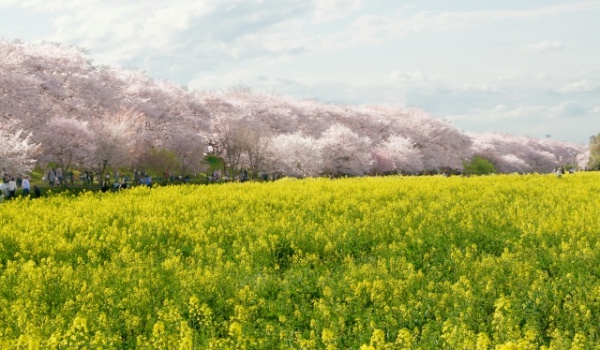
[56, 168, 63, 186]
[21, 176, 30, 197]
[100, 182, 109, 193]
[0, 182, 8, 200]
[119, 180, 129, 190]
[7, 177, 17, 199]
[48, 169, 56, 186]
[145, 175, 152, 187]
[134, 169, 140, 185]
[554, 167, 563, 178]
[33, 185, 41, 198]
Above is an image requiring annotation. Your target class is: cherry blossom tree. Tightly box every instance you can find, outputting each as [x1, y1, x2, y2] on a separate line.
[0, 41, 106, 132]
[2, 39, 590, 181]
[375, 135, 424, 174]
[37, 117, 95, 171]
[210, 112, 250, 174]
[371, 148, 396, 175]
[0, 129, 38, 176]
[214, 89, 285, 178]
[469, 132, 586, 173]
[0, 40, 48, 131]
[318, 124, 372, 176]
[269, 133, 322, 178]
[165, 131, 209, 177]
[394, 109, 472, 172]
[88, 110, 140, 183]
[119, 71, 210, 148]
[242, 131, 273, 179]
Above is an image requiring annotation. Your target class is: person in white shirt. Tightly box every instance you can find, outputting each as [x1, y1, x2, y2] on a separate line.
[21, 176, 31, 196]
[0, 183, 7, 200]
[7, 177, 17, 199]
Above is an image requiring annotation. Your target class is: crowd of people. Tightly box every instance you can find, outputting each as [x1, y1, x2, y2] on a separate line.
[1, 166, 228, 201]
[2, 163, 580, 202]
[0, 175, 41, 200]
[0, 168, 149, 201]
[42, 168, 78, 186]
[552, 166, 575, 178]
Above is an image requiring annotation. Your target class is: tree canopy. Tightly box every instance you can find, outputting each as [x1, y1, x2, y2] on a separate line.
[587, 133, 600, 170]
[0, 39, 589, 178]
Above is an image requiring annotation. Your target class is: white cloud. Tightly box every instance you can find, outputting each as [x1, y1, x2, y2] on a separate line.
[444, 114, 477, 123]
[508, 1, 600, 20]
[24, 0, 316, 70]
[592, 106, 600, 113]
[4, 0, 598, 70]
[477, 101, 591, 120]
[320, 1, 600, 50]
[551, 101, 587, 117]
[188, 69, 313, 97]
[389, 70, 429, 84]
[0, 0, 84, 11]
[460, 84, 499, 93]
[313, 0, 363, 24]
[557, 79, 600, 94]
[41, 1, 222, 65]
[489, 104, 547, 119]
[441, 100, 594, 142]
[534, 72, 552, 80]
[523, 41, 565, 53]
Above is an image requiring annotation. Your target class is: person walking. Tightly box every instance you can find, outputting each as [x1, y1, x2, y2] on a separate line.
[48, 169, 56, 186]
[0, 182, 7, 200]
[7, 177, 17, 199]
[21, 176, 30, 197]
[56, 168, 63, 186]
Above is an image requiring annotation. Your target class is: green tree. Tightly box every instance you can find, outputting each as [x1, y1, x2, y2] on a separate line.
[588, 133, 600, 170]
[135, 147, 178, 182]
[463, 155, 498, 175]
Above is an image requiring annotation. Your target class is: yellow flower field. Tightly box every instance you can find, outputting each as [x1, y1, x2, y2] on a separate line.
[1, 173, 600, 349]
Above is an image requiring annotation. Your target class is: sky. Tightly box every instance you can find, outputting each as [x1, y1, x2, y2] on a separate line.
[1, 0, 599, 144]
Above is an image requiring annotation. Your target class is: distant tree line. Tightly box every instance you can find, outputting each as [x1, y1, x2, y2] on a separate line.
[0, 39, 589, 181]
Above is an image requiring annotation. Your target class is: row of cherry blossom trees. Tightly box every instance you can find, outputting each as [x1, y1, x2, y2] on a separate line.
[0, 39, 589, 181]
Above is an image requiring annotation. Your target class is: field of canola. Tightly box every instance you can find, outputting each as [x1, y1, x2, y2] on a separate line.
[1, 173, 600, 349]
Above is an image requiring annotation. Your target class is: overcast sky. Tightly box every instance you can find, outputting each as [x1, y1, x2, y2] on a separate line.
[1, 0, 599, 144]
